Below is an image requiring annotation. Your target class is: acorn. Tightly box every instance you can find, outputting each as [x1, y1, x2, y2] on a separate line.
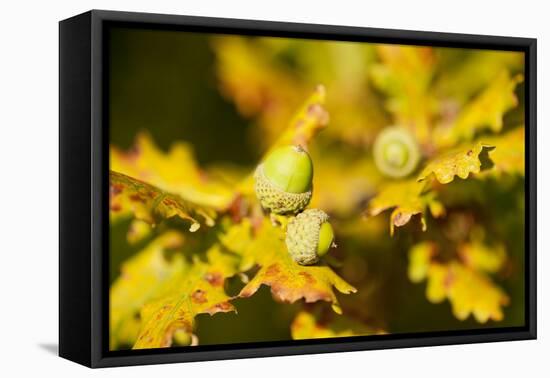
[254, 145, 313, 215]
[286, 209, 335, 265]
[373, 126, 421, 178]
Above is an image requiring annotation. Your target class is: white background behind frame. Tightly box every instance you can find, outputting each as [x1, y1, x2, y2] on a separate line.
[0, 0, 546, 376]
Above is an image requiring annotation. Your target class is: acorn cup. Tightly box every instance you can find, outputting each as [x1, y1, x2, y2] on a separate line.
[373, 126, 421, 178]
[254, 145, 313, 215]
[285, 209, 335, 265]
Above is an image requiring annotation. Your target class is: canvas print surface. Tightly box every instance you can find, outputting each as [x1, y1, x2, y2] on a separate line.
[108, 27, 526, 351]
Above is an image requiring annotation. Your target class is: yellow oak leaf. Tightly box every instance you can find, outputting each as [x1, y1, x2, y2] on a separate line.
[409, 242, 510, 323]
[110, 170, 215, 231]
[458, 240, 506, 273]
[444, 262, 510, 322]
[291, 311, 383, 340]
[434, 50, 524, 104]
[110, 232, 186, 349]
[418, 142, 495, 184]
[365, 179, 443, 235]
[482, 126, 525, 177]
[111, 133, 234, 210]
[435, 70, 523, 147]
[233, 219, 356, 314]
[133, 245, 239, 349]
[408, 241, 437, 283]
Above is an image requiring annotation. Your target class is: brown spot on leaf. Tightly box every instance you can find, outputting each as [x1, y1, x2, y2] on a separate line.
[204, 272, 224, 287]
[266, 264, 281, 277]
[191, 289, 207, 304]
[110, 183, 124, 197]
[129, 193, 142, 202]
[228, 195, 248, 223]
[299, 271, 316, 285]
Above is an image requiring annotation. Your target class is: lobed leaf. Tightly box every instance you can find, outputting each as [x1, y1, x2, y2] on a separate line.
[457, 240, 506, 273]
[111, 133, 235, 210]
[435, 71, 523, 147]
[227, 219, 356, 314]
[430, 262, 509, 323]
[133, 245, 239, 349]
[418, 142, 495, 184]
[482, 126, 525, 177]
[110, 232, 186, 349]
[110, 170, 216, 231]
[409, 241, 510, 323]
[365, 180, 444, 235]
[434, 50, 524, 104]
[291, 311, 383, 340]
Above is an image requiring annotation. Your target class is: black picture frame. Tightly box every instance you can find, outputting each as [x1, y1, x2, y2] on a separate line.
[59, 9, 537, 368]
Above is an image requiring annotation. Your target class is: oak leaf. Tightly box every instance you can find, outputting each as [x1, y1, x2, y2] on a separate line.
[434, 50, 523, 104]
[133, 245, 239, 349]
[365, 180, 444, 235]
[432, 262, 509, 322]
[111, 133, 234, 210]
[227, 219, 357, 314]
[418, 142, 495, 184]
[409, 241, 510, 323]
[110, 170, 215, 231]
[291, 311, 383, 340]
[435, 71, 523, 146]
[110, 232, 186, 349]
[482, 126, 525, 177]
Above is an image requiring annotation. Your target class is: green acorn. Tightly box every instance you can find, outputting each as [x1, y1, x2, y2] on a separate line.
[254, 145, 313, 214]
[373, 126, 421, 178]
[286, 209, 335, 265]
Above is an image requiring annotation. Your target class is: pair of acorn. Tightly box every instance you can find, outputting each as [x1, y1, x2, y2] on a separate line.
[254, 145, 334, 266]
[253, 127, 420, 265]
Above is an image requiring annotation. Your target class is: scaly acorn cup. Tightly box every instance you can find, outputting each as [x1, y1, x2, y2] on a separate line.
[373, 126, 421, 178]
[254, 145, 313, 214]
[286, 209, 335, 265]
